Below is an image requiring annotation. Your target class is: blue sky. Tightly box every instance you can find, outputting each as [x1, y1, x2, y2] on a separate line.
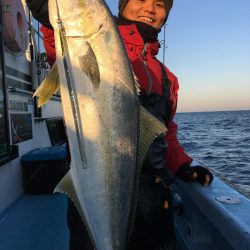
[106, 0, 250, 112]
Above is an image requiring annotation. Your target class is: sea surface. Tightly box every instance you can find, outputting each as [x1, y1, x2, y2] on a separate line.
[174, 110, 250, 199]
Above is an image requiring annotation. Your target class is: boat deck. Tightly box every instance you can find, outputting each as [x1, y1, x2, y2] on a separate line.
[1, 178, 250, 250]
[0, 194, 69, 250]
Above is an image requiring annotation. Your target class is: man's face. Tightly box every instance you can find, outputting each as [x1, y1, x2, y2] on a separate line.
[122, 0, 172, 30]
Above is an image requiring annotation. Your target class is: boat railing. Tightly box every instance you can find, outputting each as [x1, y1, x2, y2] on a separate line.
[173, 174, 250, 250]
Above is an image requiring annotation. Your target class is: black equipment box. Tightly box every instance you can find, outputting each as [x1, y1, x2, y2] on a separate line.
[21, 143, 70, 194]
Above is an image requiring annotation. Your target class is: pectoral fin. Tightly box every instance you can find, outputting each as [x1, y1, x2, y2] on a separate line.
[33, 64, 60, 107]
[78, 42, 100, 88]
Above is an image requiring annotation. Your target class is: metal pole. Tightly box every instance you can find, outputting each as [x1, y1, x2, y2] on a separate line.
[0, 2, 11, 155]
[163, 24, 166, 64]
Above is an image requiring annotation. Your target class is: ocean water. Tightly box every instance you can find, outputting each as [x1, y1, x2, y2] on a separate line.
[174, 110, 250, 199]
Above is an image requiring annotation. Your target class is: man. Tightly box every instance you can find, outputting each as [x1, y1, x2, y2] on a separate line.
[26, 0, 213, 249]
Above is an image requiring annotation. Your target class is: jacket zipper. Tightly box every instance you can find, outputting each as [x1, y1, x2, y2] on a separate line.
[141, 43, 152, 95]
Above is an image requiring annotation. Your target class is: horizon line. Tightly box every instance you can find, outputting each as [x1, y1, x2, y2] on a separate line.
[176, 109, 250, 114]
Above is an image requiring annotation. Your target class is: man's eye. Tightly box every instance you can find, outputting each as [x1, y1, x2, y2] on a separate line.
[155, 1, 165, 8]
[156, 3, 164, 8]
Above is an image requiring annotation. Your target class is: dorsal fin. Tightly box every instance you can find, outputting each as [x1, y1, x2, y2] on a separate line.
[138, 105, 167, 168]
[128, 105, 168, 239]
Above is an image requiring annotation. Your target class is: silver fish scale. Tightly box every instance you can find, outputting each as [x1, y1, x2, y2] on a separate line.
[50, 0, 139, 249]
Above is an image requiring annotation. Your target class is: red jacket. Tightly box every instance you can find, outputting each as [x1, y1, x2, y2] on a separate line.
[40, 24, 192, 174]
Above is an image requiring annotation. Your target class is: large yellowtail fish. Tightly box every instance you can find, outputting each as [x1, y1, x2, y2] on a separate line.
[34, 0, 167, 249]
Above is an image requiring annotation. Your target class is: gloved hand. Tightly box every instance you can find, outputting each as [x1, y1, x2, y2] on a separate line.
[176, 164, 213, 187]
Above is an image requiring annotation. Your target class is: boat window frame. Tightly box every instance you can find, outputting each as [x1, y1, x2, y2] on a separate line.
[0, 4, 19, 166]
[46, 118, 67, 146]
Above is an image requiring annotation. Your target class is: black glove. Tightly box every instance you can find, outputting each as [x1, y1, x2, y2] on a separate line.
[26, 0, 53, 28]
[176, 164, 213, 186]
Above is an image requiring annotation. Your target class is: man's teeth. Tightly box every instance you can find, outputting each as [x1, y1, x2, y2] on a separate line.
[139, 17, 153, 23]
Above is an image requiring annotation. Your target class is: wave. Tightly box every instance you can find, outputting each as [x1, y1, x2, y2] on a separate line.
[176, 110, 250, 198]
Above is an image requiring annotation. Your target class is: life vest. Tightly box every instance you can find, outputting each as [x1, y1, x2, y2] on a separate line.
[139, 62, 172, 171]
[2, 0, 28, 54]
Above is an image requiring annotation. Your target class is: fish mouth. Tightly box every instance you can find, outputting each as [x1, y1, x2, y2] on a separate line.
[138, 16, 154, 24]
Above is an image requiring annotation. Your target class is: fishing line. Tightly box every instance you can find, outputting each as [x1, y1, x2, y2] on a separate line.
[55, 0, 87, 167]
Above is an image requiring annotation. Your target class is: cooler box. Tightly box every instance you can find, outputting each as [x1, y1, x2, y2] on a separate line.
[21, 143, 70, 194]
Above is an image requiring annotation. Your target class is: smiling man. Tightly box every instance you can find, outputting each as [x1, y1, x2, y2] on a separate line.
[117, 1, 213, 249]
[26, 0, 213, 249]
[121, 0, 173, 29]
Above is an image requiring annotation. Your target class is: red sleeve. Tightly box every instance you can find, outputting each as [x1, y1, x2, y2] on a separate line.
[165, 119, 193, 174]
[164, 69, 193, 174]
[40, 25, 56, 66]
